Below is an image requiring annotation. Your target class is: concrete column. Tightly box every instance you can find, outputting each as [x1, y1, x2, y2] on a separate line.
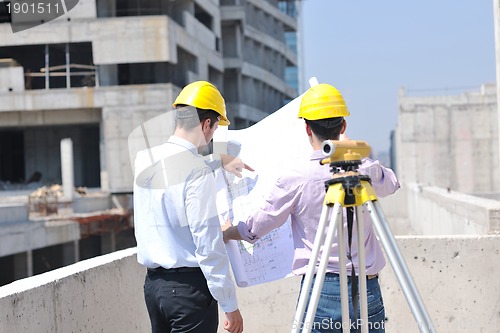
[236, 24, 242, 58]
[11, 252, 30, 280]
[74, 240, 80, 262]
[111, 232, 116, 253]
[99, 121, 109, 192]
[26, 250, 33, 277]
[101, 231, 116, 254]
[98, 65, 118, 86]
[62, 242, 77, 266]
[61, 138, 74, 201]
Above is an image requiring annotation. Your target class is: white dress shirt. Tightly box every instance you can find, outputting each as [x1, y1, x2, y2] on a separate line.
[134, 136, 238, 313]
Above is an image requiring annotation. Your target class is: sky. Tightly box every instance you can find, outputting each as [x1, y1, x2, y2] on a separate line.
[301, 0, 497, 154]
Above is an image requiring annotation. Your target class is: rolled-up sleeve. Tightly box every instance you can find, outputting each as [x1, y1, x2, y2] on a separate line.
[358, 158, 400, 198]
[237, 177, 298, 242]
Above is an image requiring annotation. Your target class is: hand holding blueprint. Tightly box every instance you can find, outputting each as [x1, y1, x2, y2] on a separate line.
[214, 95, 313, 287]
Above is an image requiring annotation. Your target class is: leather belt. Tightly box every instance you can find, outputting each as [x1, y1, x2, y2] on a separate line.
[148, 266, 201, 274]
[325, 272, 379, 280]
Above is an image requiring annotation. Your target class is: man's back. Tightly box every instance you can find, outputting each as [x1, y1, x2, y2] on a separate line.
[134, 139, 214, 268]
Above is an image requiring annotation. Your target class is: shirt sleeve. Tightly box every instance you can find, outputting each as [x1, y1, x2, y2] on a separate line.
[184, 167, 238, 313]
[238, 176, 298, 242]
[358, 158, 400, 198]
[203, 154, 222, 171]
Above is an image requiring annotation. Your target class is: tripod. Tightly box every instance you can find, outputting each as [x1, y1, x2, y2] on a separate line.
[291, 140, 435, 333]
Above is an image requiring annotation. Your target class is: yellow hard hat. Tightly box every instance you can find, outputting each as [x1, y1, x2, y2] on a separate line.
[298, 84, 350, 120]
[173, 81, 230, 126]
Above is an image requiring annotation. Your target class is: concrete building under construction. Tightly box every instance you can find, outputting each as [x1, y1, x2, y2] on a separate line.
[0, 0, 301, 286]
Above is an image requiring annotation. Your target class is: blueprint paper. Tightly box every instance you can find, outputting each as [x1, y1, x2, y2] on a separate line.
[215, 95, 313, 287]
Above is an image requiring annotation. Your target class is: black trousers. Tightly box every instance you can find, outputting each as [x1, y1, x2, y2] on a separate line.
[144, 267, 218, 333]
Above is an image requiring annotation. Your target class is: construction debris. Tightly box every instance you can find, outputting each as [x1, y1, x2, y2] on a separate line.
[29, 184, 63, 215]
[28, 185, 90, 216]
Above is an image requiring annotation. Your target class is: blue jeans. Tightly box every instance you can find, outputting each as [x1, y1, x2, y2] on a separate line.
[299, 273, 385, 333]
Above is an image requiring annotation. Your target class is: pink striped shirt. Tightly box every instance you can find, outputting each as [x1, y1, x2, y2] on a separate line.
[237, 150, 400, 276]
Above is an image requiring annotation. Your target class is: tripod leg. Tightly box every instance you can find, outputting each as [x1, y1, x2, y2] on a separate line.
[367, 200, 436, 333]
[336, 206, 350, 333]
[302, 203, 350, 333]
[356, 206, 369, 333]
[291, 204, 334, 333]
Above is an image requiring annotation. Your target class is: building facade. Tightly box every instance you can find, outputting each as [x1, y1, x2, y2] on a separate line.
[0, 0, 300, 192]
[0, 0, 300, 285]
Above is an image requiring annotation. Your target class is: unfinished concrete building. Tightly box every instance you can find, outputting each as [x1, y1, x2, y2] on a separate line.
[390, 84, 500, 237]
[0, 0, 300, 286]
[395, 84, 499, 195]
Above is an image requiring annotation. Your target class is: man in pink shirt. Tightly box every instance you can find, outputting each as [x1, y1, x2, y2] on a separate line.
[224, 83, 400, 332]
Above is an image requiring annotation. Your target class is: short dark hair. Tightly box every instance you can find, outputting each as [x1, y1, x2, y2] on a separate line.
[175, 105, 219, 130]
[305, 117, 344, 141]
[197, 109, 220, 129]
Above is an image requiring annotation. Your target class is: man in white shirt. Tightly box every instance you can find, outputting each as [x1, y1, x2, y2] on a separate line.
[134, 81, 248, 333]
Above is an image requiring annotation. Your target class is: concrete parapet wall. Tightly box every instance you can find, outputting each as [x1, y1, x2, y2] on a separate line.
[0, 220, 80, 257]
[0, 67, 24, 93]
[377, 188, 414, 235]
[0, 204, 29, 224]
[407, 183, 500, 235]
[0, 248, 149, 333]
[1, 236, 499, 333]
[217, 275, 301, 333]
[0, 84, 176, 113]
[380, 235, 500, 333]
[73, 194, 111, 214]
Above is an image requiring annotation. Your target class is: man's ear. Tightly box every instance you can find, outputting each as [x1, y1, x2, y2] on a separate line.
[340, 119, 347, 134]
[201, 118, 211, 132]
[305, 122, 313, 136]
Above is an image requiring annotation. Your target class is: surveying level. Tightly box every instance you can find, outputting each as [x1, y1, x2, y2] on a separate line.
[291, 140, 435, 333]
[320, 140, 371, 164]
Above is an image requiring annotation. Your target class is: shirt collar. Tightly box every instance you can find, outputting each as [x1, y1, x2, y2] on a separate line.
[310, 150, 324, 161]
[168, 136, 198, 155]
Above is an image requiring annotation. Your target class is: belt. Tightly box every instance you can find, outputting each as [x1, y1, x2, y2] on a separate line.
[148, 266, 201, 274]
[325, 272, 379, 280]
